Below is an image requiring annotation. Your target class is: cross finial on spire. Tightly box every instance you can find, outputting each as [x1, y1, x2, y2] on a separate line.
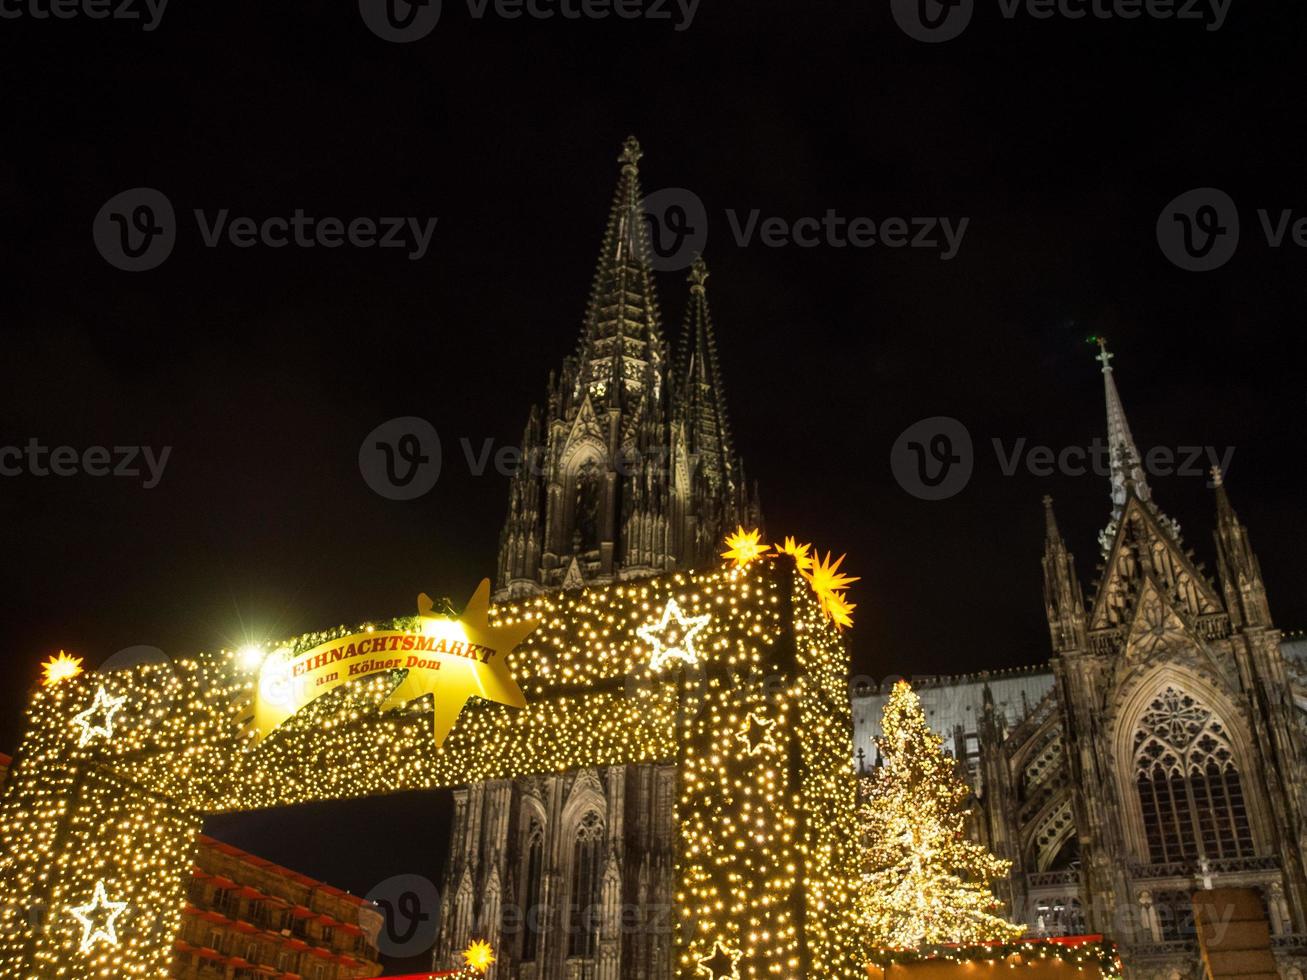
[1091, 335, 1114, 374]
[619, 135, 642, 174]
[1210, 465, 1224, 487]
[688, 253, 708, 295]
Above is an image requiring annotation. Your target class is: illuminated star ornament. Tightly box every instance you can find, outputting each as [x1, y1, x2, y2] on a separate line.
[697, 940, 743, 980]
[380, 579, 537, 744]
[720, 525, 768, 568]
[736, 711, 777, 756]
[70, 880, 128, 953]
[72, 686, 126, 746]
[772, 535, 814, 573]
[462, 938, 496, 972]
[41, 650, 84, 686]
[638, 598, 711, 671]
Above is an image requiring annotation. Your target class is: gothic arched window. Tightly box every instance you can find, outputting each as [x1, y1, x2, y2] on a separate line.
[567, 810, 604, 958]
[1133, 687, 1255, 864]
[571, 458, 602, 554]
[520, 818, 545, 963]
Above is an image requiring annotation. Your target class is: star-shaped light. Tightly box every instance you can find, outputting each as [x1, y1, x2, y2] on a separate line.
[638, 598, 711, 671]
[736, 711, 777, 756]
[379, 579, 537, 745]
[72, 686, 126, 746]
[462, 938, 496, 972]
[70, 880, 127, 953]
[697, 939, 742, 980]
[772, 536, 814, 573]
[721, 526, 768, 568]
[41, 650, 84, 686]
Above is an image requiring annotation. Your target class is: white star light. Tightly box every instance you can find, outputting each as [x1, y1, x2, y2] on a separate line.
[638, 598, 711, 671]
[70, 880, 128, 953]
[72, 686, 126, 746]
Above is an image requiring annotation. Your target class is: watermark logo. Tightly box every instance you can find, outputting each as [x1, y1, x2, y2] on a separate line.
[0, 0, 169, 30]
[359, 417, 442, 500]
[891, 0, 974, 42]
[359, 0, 442, 41]
[632, 188, 708, 271]
[893, 0, 1229, 41]
[94, 190, 438, 270]
[93, 188, 176, 272]
[1157, 187, 1239, 271]
[365, 874, 440, 957]
[0, 439, 172, 488]
[890, 417, 974, 500]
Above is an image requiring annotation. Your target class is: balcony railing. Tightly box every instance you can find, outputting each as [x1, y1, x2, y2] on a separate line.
[1128, 939, 1197, 957]
[1026, 870, 1081, 889]
[1129, 855, 1281, 879]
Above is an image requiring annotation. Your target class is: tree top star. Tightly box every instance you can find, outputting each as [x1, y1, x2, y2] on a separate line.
[696, 939, 742, 979]
[70, 880, 128, 953]
[72, 686, 126, 746]
[638, 598, 711, 671]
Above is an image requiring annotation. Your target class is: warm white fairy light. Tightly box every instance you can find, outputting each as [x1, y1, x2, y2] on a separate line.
[0, 562, 865, 979]
[638, 597, 712, 671]
[71, 685, 126, 746]
[69, 880, 128, 953]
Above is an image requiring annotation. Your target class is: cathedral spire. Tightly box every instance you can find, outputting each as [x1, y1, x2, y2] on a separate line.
[1042, 495, 1086, 653]
[674, 255, 738, 496]
[1091, 338, 1180, 553]
[1212, 468, 1273, 628]
[571, 136, 666, 411]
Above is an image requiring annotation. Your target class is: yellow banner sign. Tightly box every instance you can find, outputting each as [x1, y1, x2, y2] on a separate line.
[253, 579, 535, 743]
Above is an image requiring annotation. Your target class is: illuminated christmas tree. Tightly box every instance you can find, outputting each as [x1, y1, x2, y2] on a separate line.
[860, 680, 1024, 948]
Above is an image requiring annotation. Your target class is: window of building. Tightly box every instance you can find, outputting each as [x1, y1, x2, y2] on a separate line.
[567, 810, 604, 958]
[521, 818, 545, 962]
[1133, 687, 1255, 864]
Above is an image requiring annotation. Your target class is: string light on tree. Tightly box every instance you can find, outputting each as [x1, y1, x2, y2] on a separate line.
[71, 685, 126, 746]
[69, 880, 127, 953]
[859, 681, 1024, 948]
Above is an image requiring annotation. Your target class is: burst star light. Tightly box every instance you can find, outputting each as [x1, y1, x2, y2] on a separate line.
[70, 880, 128, 953]
[462, 938, 496, 972]
[720, 525, 768, 568]
[72, 686, 126, 746]
[41, 650, 84, 687]
[638, 597, 711, 671]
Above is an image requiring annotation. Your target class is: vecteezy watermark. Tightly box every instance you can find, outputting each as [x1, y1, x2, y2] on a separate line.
[0, 439, 171, 488]
[0, 0, 169, 30]
[1157, 187, 1307, 272]
[891, 0, 1228, 42]
[890, 418, 1234, 500]
[359, 0, 697, 41]
[365, 874, 439, 958]
[631, 190, 969, 270]
[93, 188, 439, 270]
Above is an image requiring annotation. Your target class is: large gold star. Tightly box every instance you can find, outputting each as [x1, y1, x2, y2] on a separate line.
[70, 880, 127, 953]
[638, 598, 711, 671]
[696, 940, 742, 980]
[379, 579, 536, 744]
[72, 686, 126, 746]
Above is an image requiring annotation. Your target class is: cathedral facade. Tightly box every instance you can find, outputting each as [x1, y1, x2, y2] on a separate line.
[854, 347, 1307, 979]
[436, 139, 1307, 980]
[433, 138, 757, 980]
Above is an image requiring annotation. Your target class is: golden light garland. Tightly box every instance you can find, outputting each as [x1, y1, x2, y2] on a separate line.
[0, 561, 864, 978]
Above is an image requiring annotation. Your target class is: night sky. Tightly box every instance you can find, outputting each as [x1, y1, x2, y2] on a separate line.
[3, 0, 1306, 970]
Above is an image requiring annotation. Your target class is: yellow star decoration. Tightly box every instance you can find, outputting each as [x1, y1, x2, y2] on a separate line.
[721, 526, 768, 568]
[72, 686, 126, 746]
[805, 550, 860, 631]
[377, 579, 536, 745]
[41, 650, 84, 687]
[638, 598, 712, 671]
[697, 939, 743, 980]
[772, 536, 814, 573]
[70, 880, 128, 953]
[735, 711, 776, 756]
[462, 938, 496, 972]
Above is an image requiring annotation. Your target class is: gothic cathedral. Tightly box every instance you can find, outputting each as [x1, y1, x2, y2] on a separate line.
[434, 138, 758, 980]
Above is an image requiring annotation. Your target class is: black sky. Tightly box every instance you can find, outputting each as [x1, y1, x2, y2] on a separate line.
[3, 0, 1306, 967]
